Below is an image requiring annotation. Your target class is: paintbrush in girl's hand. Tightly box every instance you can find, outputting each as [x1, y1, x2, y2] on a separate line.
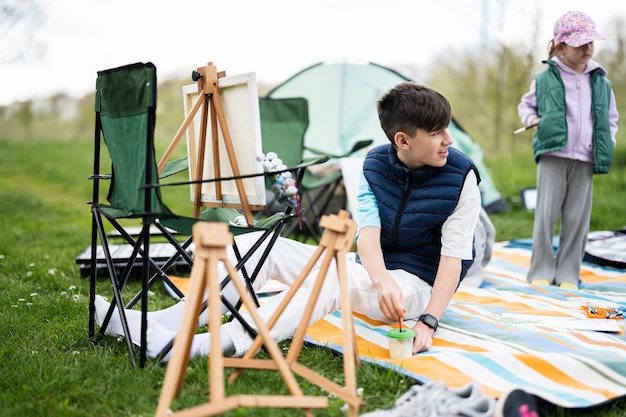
[513, 123, 538, 135]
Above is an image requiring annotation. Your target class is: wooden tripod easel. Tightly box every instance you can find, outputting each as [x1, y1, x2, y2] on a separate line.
[157, 62, 257, 225]
[155, 210, 363, 417]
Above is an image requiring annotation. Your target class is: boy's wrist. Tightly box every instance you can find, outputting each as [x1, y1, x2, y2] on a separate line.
[418, 313, 439, 331]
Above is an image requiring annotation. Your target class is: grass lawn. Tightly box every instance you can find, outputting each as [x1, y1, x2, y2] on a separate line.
[1, 138, 625, 416]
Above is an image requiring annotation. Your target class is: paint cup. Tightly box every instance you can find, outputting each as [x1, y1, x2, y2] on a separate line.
[386, 328, 415, 359]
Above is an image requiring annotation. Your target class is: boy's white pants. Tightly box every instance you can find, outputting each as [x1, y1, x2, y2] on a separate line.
[218, 232, 433, 356]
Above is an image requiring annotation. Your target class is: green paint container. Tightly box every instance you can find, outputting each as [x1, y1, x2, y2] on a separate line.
[386, 328, 415, 359]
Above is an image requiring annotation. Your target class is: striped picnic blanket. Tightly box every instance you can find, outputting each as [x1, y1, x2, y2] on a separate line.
[304, 241, 626, 408]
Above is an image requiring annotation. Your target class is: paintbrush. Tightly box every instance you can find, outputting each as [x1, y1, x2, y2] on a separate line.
[513, 123, 538, 135]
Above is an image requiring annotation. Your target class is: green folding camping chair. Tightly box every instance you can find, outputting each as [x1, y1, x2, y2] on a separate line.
[88, 62, 326, 367]
[259, 97, 372, 242]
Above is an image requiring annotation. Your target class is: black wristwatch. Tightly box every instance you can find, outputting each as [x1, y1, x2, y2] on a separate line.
[418, 314, 439, 331]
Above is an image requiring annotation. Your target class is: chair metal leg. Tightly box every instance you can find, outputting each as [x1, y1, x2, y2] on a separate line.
[90, 209, 139, 366]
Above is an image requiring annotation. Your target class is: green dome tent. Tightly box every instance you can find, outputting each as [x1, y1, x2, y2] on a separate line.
[267, 61, 507, 212]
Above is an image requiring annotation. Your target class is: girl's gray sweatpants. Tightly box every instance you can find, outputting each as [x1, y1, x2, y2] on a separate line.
[527, 155, 594, 285]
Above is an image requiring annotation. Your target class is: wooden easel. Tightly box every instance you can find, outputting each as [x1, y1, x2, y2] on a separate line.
[157, 62, 257, 225]
[155, 210, 363, 417]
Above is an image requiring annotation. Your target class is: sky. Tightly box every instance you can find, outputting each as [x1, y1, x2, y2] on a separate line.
[1, 0, 624, 106]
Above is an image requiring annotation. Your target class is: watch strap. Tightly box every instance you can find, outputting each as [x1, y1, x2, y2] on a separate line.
[418, 313, 439, 331]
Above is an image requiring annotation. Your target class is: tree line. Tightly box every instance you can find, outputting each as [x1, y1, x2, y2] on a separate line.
[427, 15, 626, 155]
[1, 9, 624, 158]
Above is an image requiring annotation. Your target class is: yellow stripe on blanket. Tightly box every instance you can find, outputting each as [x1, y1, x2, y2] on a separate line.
[304, 242, 626, 408]
[516, 353, 623, 399]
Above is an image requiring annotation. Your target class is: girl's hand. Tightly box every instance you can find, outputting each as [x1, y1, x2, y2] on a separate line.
[531, 117, 540, 129]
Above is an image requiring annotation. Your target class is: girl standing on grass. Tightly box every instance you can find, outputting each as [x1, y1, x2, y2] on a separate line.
[517, 11, 619, 289]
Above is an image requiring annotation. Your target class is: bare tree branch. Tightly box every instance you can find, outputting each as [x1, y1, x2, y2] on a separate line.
[0, 0, 44, 64]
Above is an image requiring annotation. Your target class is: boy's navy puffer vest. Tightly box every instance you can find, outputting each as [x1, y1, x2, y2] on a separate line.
[360, 144, 480, 286]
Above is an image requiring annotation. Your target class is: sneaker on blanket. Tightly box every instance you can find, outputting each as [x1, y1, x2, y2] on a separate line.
[494, 388, 539, 417]
[530, 278, 551, 287]
[361, 380, 494, 417]
[558, 281, 578, 290]
[360, 381, 444, 416]
[431, 393, 496, 417]
[446, 381, 484, 402]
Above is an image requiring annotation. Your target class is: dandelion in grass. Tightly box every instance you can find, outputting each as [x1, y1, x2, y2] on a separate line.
[48, 268, 56, 275]
[15, 297, 33, 308]
[62, 285, 82, 302]
[26, 271, 32, 277]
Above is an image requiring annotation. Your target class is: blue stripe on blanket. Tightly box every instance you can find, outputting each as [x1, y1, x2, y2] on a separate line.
[305, 241, 626, 408]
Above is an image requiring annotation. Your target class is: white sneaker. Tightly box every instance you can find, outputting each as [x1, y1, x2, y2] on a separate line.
[428, 389, 496, 417]
[445, 381, 484, 402]
[361, 380, 492, 417]
[360, 382, 442, 417]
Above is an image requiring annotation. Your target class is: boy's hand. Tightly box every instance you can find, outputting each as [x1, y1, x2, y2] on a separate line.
[412, 322, 434, 353]
[374, 277, 406, 321]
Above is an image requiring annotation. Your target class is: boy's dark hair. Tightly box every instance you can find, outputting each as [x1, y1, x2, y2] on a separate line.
[377, 82, 451, 144]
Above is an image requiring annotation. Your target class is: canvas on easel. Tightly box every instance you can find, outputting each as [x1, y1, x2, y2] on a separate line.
[182, 73, 266, 211]
[158, 62, 264, 225]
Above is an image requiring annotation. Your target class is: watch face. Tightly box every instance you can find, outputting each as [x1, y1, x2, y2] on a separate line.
[420, 314, 438, 330]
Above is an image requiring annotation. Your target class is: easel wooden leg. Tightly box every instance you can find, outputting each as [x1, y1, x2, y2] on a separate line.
[155, 222, 331, 417]
[155, 223, 231, 416]
[229, 210, 363, 415]
[337, 244, 361, 417]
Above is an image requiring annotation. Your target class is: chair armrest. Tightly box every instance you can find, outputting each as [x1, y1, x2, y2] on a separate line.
[88, 174, 112, 180]
[139, 155, 330, 191]
[304, 139, 373, 159]
[159, 157, 188, 179]
[294, 155, 330, 168]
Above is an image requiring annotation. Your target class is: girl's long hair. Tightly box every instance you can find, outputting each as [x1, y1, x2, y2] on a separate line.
[547, 39, 558, 58]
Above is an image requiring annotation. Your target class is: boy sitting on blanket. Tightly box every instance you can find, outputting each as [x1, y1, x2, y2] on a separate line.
[95, 82, 493, 360]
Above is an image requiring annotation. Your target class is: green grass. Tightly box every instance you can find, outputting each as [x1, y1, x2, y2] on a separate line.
[484, 144, 626, 242]
[1, 138, 625, 416]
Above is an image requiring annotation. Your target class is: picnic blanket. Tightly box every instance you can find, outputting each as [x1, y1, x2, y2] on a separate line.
[304, 241, 626, 408]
